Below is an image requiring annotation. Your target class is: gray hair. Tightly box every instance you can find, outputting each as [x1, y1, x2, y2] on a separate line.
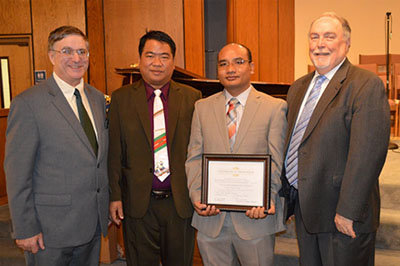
[309, 12, 351, 42]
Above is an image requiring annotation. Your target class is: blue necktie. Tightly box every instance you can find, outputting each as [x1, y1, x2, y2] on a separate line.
[74, 89, 98, 156]
[286, 75, 327, 188]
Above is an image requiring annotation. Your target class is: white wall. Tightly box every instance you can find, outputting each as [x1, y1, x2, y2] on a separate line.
[295, 0, 400, 79]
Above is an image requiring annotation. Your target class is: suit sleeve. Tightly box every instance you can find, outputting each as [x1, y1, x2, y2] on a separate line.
[185, 101, 203, 203]
[268, 100, 288, 204]
[107, 93, 123, 201]
[336, 76, 390, 221]
[4, 96, 42, 239]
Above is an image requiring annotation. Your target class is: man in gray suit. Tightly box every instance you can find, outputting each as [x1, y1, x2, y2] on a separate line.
[280, 12, 390, 265]
[185, 43, 287, 266]
[4, 26, 109, 266]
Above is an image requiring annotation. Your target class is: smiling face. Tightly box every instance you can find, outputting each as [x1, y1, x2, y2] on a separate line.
[309, 16, 350, 75]
[48, 34, 89, 87]
[139, 39, 175, 89]
[217, 44, 254, 96]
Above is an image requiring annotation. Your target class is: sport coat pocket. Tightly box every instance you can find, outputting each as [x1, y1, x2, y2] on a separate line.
[34, 193, 71, 206]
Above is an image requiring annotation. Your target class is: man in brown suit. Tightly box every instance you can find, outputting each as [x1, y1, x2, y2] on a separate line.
[280, 12, 390, 266]
[108, 31, 201, 266]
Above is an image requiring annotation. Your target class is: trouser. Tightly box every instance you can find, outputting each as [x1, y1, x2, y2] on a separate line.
[294, 193, 376, 266]
[123, 194, 195, 266]
[25, 221, 101, 266]
[197, 213, 275, 266]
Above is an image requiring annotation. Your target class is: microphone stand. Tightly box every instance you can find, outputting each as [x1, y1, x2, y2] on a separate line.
[386, 12, 398, 150]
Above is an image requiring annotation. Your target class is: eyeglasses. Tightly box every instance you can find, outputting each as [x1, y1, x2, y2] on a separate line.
[218, 58, 251, 68]
[51, 47, 89, 58]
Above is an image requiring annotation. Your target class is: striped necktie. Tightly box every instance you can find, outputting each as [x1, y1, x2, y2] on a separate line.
[74, 89, 98, 156]
[153, 89, 170, 182]
[286, 75, 327, 188]
[227, 97, 239, 151]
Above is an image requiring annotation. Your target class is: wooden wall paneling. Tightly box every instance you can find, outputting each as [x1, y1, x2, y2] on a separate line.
[86, 0, 107, 94]
[31, 0, 86, 80]
[0, 36, 33, 98]
[103, 0, 185, 95]
[0, 0, 31, 34]
[278, 0, 294, 83]
[0, 109, 9, 202]
[103, 1, 136, 94]
[259, 0, 279, 82]
[226, 0, 235, 43]
[227, 0, 260, 80]
[183, 0, 205, 77]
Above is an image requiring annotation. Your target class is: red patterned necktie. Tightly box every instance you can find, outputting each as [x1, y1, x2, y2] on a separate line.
[227, 97, 239, 151]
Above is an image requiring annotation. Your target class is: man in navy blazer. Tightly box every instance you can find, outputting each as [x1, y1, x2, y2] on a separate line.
[5, 26, 109, 265]
[280, 12, 390, 265]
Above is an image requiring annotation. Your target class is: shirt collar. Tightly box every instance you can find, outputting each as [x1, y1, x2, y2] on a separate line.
[145, 81, 170, 101]
[314, 57, 346, 82]
[53, 72, 84, 97]
[224, 85, 252, 107]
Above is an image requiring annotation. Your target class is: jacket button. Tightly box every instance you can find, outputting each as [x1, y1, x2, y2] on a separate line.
[97, 163, 100, 168]
[97, 188, 100, 193]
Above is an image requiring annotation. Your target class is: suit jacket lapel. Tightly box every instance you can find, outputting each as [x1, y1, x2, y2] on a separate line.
[85, 85, 104, 160]
[213, 92, 231, 153]
[284, 74, 313, 153]
[133, 80, 152, 147]
[167, 81, 182, 150]
[302, 59, 349, 142]
[47, 76, 96, 157]
[233, 87, 260, 152]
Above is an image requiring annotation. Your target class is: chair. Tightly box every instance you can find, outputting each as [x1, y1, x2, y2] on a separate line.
[359, 54, 400, 99]
[388, 99, 399, 137]
[359, 54, 387, 75]
[356, 64, 377, 74]
[393, 63, 400, 99]
[378, 75, 390, 93]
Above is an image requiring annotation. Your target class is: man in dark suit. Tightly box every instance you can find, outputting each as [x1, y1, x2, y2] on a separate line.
[5, 26, 109, 265]
[280, 12, 390, 265]
[108, 30, 201, 266]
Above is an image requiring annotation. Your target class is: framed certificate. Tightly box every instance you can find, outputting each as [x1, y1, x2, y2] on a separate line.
[201, 154, 271, 212]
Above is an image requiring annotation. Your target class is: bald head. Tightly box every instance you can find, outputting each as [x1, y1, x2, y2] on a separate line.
[218, 43, 252, 63]
[217, 43, 255, 96]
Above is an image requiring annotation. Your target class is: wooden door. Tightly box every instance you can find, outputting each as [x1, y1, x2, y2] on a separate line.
[0, 36, 33, 204]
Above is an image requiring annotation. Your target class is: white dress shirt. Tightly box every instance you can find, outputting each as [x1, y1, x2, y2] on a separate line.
[295, 58, 346, 126]
[285, 59, 346, 168]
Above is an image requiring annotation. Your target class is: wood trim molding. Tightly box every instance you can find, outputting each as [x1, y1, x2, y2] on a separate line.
[183, 0, 205, 77]
[86, 0, 107, 94]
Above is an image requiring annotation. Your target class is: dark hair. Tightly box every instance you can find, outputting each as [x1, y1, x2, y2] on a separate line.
[138, 30, 176, 57]
[48, 26, 88, 52]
